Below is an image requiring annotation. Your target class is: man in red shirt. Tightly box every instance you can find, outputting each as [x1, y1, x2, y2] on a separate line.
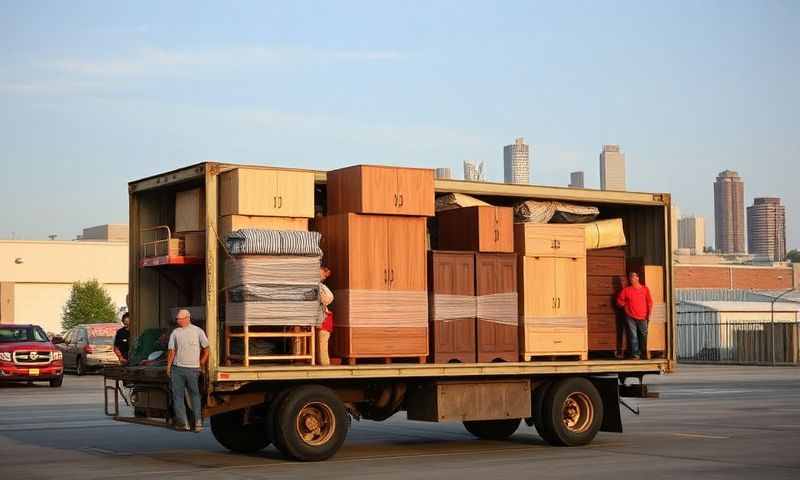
[616, 271, 653, 360]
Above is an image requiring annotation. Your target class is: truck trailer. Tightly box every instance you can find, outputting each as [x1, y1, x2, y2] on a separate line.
[104, 161, 676, 461]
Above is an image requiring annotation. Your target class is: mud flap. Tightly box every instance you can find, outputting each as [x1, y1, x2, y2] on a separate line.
[591, 376, 622, 433]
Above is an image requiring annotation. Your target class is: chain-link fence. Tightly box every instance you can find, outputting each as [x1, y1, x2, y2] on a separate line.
[677, 310, 800, 365]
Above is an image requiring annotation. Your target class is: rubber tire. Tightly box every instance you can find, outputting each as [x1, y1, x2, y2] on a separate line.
[535, 377, 603, 447]
[76, 357, 86, 376]
[49, 375, 64, 388]
[463, 419, 521, 440]
[266, 389, 293, 456]
[532, 381, 553, 436]
[210, 408, 271, 454]
[273, 385, 349, 462]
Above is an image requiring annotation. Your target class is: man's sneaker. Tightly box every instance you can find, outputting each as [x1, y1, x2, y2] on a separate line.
[631, 354, 641, 360]
[174, 423, 190, 432]
[194, 420, 204, 432]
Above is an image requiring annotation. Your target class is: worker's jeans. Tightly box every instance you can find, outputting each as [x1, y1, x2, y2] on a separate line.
[625, 316, 648, 358]
[171, 366, 201, 427]
[318, 330, 331, 366]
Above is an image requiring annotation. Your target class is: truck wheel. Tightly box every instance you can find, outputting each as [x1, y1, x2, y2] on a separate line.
[49, 375, 64, 388]
[266, 389, 293, 456]
[535, 377, 603, 447]
[463, 419, 520, 440]
[273, 385, 348, 461]
[76, 357, 86, 376]
[210, 408, 271, 453]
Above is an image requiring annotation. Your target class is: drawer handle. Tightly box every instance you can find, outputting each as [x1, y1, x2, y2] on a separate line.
[554, 340, 562, 344]
[399, 194, 404, 207]
[273, 196, 277, 208]
[278, 196, 283, 208]
[384, 269, 388, 284]
[495, 229, 499, 241]
[389, 269, 395, 283]
[394, 194, 398, 206]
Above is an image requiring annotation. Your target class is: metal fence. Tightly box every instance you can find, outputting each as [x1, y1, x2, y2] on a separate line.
[677, 311, 800, 365]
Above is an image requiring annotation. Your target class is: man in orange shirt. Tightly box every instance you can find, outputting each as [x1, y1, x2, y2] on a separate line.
[616, 271, 653, 360]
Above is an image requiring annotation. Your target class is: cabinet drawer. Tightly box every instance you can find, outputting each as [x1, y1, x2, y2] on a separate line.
[514, 223, 585, 258]
[587, 275, 626, 295]
[588, 314, 618, 333]
[524, 327, 586, 352]
[587, 295, 617, 314]
[587, 255, 626, 276]
[588, 332, 617, 350]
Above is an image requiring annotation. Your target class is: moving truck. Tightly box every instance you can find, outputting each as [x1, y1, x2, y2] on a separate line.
[104, 162, 676, 461]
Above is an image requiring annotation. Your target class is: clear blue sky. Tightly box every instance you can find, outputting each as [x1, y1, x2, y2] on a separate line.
[1, 1, 797, 249]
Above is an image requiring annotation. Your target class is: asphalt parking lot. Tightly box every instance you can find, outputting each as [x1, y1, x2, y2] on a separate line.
[1, 364, 799, 479]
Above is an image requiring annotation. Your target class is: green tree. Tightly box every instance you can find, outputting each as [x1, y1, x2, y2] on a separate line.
[61, 279, 117, 331]
[787, 249, 800, 263]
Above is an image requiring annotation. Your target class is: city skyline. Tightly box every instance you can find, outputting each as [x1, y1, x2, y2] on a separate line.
[714, 170, 747, 254]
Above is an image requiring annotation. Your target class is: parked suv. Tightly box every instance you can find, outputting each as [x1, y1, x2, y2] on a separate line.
[0, 324, 64, 387]
[54, 323, 122, 375]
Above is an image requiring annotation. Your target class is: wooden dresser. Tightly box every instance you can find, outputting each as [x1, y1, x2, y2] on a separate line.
[326, 165, 435, 217]
[586, 247, 627, 354]
[436, 206, 514, 253]
[428, 251, 476, 363]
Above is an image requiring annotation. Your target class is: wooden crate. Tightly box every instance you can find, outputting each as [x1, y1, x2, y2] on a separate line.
[326, 165, 435, 217]
[219, 215, 308, 237]
[220, 167, 314, 218]
[428, 251, 476, 364]
[175, 188, 205, 232]
[436, 206, 514, 253]
[475, 253, 518, 363]
[316, 213, 429, 361]
[224, 325, 314, 367]
[514, 223, 585, 258]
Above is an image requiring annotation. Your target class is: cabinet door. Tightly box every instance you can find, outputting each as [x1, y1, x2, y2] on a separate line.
[387, 217, 427, 291]
[396, 168, 434, 216]
[361, 166, 399, 215]
[494, 207, 515, 253]
[477, 207, 497, 252]
[220, 168, 280, 216]
[554, 257, 587, 317]
[275, 170, 314, 218]
[520, 256, 556, 316]
[348, 215, 390, 290]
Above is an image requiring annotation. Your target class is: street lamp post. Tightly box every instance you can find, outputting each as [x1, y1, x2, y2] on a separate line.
[770, 288, 795, 366]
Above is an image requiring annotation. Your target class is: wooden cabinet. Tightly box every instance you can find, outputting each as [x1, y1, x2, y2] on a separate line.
[586, 247, 627, 354]
[326, 165, 435, 217]
[428, 251, 476, 363]
[518, 226, 588, 360]
[316, 213, 428, 361]
[475, 253, 518, 363]
[436, 206, 514, 253]
[219, 215, 308, 237]
[514, 223, 585, 258]
[220, 168, 314, 218]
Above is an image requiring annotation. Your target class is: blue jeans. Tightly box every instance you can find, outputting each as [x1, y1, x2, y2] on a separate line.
[625, 316, 648, 358]
[171, 366, 202, 426]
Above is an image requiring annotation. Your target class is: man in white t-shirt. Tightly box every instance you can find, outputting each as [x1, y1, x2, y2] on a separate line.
[166, 309, 209, 432]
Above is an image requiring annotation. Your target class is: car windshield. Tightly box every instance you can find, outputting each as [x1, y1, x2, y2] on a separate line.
[0, 326, 49, 343]
[90, 335, 115, 346]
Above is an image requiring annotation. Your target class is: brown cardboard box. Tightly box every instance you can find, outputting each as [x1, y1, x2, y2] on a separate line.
[175, 188, 205, 232]
[177, 232, 205, 257]
[146, 238, 184, 257]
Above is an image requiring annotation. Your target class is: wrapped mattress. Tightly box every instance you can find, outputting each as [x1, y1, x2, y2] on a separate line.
[584, 218, 627, 250]
[226, 229, 322, 256]
[435, 193, 490, 212]
[514, 200, 599, 224]
[225, 256, 321, 288]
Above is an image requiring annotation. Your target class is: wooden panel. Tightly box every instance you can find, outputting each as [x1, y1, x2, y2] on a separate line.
[333, 327, 428, 357]
[476, 253, 518, 362]
[275, 170, 315, 218]
[588, 332, 617, 351]
[406, 380, 531, 422]
[220, 168, 279, 217]
[387, 217, 427, 291]
[587, 275, 627, 295]
[0, 282, 14, 323]
[588, 314, 618, 333]
[648, 304, 667, 352]
[347, 214, 390, 291]
[219, 215, 308, 237]
[177, 232, 205, 257]
[514, 223, 585, 258]
[587, 255, 626, 276]
[525, 327, 585, 353]
[429, 251, 476, 363]
[396, 167, 435, 216]
[587, 247, 626, 258]
[315, 214, 350, 292]
[519, 256, 556, 316]
[361, 166, 399, 215]
[587, 294, 617, 314]
[627, 259, 665, 303]
[175, 188, 205, 232]
[554, 257, 587, 318]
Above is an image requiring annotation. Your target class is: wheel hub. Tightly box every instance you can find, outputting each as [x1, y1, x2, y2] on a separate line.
[561, 392, 593, 433]
[296, 402, 335, 446]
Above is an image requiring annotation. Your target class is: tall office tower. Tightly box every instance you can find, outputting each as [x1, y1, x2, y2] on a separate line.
[599, 144, 626, 191]
[569, 171, 584, 188]
[747, 197, 786, 261]
[503, 137, 530, 184]
[463, 161, 480, 181]
[678, 216, 706, 254]
[713, 170, 746, 254]
[435, 168, 452, 180]
[671, 205, 681, 252]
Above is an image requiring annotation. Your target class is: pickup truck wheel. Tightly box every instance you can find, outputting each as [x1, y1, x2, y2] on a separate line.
[49, 375, 63, 388]
[463, 419, 521, 440]
[76, 357, 86, 376]
[535, 377, 603, 447]
[274, 385, 348, 461]
[210, 408, 271, 453]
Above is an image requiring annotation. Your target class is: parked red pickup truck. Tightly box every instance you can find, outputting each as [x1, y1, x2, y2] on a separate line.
[0, 324, 64, 387]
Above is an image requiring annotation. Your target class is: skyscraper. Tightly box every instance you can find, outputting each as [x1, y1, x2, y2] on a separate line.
[463, 161, 480, 181]
[599, 144, 626, 191]
[503, 137, 530, 184]
[747, 197, 786, 261]
[678, 216, 706, 254]
[435, 167, 452, 180]
[713, 170, 746, 254]
[569, 171, 584, 188]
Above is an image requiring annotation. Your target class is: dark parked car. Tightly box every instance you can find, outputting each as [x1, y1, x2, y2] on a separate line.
[54, 323, 122, 375]
[0, 324, 64, 387]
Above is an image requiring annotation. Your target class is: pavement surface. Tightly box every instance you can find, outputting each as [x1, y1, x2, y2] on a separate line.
[1, 364, 799, 479]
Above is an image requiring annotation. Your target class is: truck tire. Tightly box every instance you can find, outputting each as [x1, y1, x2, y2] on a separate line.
[49, 375, 64, 388]
[266, 389, 294, 456]
[210, 408, 271, 454]
[531, 381, 553, 434]
[273, 385, 349, 461]
[463, 419, 521, 440]
[535, 377, 603, 447]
